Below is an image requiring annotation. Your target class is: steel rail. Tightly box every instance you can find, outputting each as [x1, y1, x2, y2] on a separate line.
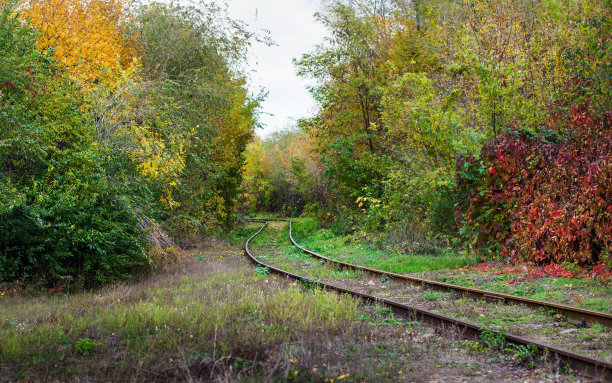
[243, 221, 611, 380]
[245, 217, 612, 327]
[260, 219, 611, 328]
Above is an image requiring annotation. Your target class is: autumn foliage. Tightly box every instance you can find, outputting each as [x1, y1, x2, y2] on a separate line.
[457, 108, 611, 266]
[21, 0, 134, 85]
[238, 0, 611, 265]
[0, 1, 260, 288]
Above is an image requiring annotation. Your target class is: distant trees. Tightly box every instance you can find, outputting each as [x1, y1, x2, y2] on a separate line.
[240, 130, 330, 217]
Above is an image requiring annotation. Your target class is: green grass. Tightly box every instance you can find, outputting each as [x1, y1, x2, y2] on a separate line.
[290, 217, 477, 273]
[1, 239, 542, 382]
[2, 224, 601, 381]
[431, 273, 612, 312]
[248, 220, 367, 281]
[225, 223, 263, 245]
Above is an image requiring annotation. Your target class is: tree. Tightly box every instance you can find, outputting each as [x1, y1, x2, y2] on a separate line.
[0, 5, 149, 288]
[296, 2, 393, 154]
[126, 2, 260, 234]
[21, 0, 135, 86]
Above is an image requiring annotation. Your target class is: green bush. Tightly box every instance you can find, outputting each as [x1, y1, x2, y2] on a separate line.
[0, 6, 149, 289]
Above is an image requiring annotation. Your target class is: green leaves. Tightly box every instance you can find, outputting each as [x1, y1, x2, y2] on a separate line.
[0, 1, 260, 288]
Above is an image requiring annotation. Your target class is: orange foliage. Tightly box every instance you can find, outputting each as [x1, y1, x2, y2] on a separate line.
[21, 0, 134, 85]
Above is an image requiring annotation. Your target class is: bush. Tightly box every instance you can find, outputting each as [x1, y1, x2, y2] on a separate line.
[0, 6, 149, 289]
[457, 108, 611, 266]
[0, 172, 149, 288]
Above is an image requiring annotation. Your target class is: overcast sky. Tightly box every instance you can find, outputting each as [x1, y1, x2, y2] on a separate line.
[226, 0, 328, 138]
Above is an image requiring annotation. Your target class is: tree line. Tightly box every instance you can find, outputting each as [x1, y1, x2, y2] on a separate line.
[241, 0, 610, 267]
[0, 0, 262, 288]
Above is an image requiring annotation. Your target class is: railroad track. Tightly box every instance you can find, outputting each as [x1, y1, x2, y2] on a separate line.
[246, 218, 612, 328]
[243, 219, 612, 381]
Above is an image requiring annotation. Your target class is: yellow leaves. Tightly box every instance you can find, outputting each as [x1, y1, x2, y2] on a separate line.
[356, 196, 381, 207]
[132, 125, 186, 182]
[159, 189, 177, 209]
[21, 0, 134, 87]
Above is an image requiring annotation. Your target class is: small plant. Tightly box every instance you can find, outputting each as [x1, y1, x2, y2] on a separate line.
[298, 279, 318, 291]
[232, 357, 255, 370]
[453, 340, 486, 354]
[381, 315, 406, 326]
[380, 274, 390, 283]
[75, 338, 102, 355]
[423, 291, 440, 301]
[590, 322, 604, 333]
[255, 266, 270, 276]
[480, 326, 506, 350]
[480, 326, 536, 367]
[506, 344, 537, 366]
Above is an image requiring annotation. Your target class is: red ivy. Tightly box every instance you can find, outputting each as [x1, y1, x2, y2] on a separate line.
[457, 108, 611, 266]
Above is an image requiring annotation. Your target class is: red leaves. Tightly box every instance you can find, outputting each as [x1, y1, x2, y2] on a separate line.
[0, 80, 17, 95]
[457, 109, 611, 266]
[551, 209, 564, 220]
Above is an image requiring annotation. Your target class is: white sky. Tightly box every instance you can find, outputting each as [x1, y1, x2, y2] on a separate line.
[227, 0, 327, 137]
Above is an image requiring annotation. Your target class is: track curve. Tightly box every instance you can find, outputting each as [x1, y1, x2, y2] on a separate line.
[243, 218, 612, 380]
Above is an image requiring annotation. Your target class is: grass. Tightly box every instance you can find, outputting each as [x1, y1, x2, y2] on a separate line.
[427, 271, 611, 312]
[290, 217, 477, 273]
[0, 241, 548, 382]
[249, 220, 366, 282]
[1, 222, 599, 381]
[249, 219, 612, 363]
[0, 246, 364, 381]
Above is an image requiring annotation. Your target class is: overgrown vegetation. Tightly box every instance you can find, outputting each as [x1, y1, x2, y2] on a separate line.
[457, 110, 611, 265]
[0, 0, 261, 288]
[247, 220, 612, 363]
[2, 244, 562, 382]
[241, 0, 611, 270]
[284, 218, 612, 311]
[290, 217, 477, 272]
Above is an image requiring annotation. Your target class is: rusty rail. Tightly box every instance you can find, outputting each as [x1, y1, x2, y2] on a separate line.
[269, 219, 611, 328]
[243, 219, 612, 380]
[245, 217, 612, 327]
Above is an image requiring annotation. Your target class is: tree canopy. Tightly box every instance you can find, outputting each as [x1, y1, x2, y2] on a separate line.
[0, 0, 262, 288]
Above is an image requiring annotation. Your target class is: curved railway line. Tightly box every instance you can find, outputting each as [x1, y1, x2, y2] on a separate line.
[243, 218, 612, 381]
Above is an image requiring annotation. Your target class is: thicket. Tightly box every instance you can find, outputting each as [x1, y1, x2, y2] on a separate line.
[241, 0, 611, 267]
[0, 0, 260, 288]
[457, 108, 611, 266]
[239, 130, 330, 216]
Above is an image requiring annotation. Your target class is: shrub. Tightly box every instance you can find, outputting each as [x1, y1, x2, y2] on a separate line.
[457, 108, 611, 266]
[0, 5, 149, 289]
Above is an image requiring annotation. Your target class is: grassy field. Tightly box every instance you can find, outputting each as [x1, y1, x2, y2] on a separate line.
[289, 218, 478, 273]
[0, 244, 363, 381]
[248, 221, 612, 364]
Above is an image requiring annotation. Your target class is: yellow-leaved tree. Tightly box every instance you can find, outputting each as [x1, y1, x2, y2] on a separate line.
[20, 0, 134, 86]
